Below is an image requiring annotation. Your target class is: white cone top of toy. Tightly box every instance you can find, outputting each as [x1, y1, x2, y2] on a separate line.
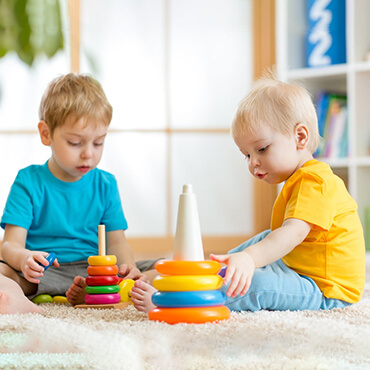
[173, 184, 204, 261]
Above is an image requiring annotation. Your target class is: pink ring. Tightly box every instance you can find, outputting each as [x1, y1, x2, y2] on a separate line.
[85, 293, 121, 305]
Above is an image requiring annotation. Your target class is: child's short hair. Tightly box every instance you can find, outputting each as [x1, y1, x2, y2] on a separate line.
[231, 77, 320, 153]
[39, 73, 113, 136]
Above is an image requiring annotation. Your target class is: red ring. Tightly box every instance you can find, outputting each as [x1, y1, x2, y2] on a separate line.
[86, 275, 119, 286]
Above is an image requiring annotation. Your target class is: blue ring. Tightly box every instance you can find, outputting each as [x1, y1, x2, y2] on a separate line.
[152, 290, 226, 308]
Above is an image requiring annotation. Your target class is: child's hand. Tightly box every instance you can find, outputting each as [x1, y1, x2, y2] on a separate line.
[210, 252, 256, 298]
[21, 252, 59, 284]
[119, 263, 148, 282]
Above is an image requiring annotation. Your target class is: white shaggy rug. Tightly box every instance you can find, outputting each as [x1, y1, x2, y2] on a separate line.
[1, 260, 370, 369]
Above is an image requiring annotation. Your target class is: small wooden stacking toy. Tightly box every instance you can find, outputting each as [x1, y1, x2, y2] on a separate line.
[75, 225, 131, 310]
[149, 184, 230, 324]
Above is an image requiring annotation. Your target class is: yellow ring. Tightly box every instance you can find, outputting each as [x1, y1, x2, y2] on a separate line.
[119, 279, 135, 303]
[155, 260, 221, 276]
[153, 275, 223, 292]
[88, 255, 117, 266]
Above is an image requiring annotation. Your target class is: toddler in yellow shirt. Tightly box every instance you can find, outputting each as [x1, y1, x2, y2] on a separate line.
[131, 76, 365, 313]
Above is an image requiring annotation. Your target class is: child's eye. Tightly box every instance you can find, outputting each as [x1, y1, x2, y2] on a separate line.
[244, 154, 250, 160]
[258, 146, 268, 153]
[68, 141, 80, 146]
[94, 142, 104, 147]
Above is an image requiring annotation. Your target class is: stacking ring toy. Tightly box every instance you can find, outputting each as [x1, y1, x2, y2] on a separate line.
[155, 260, 221, 276]
[85, 293, 121, 305]
[85, 285, 120, 294]
[152, 290, 226, 308]
[88, 255, 117, 266]
[149, 305, 231, 324]
[153, 275, 223, 291]
[86, 275, 119, 286]
[87, 265, 119, 276]
[119, 279, 135, 302]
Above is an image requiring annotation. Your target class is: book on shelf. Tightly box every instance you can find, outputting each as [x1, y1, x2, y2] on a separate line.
[314, 92, 348, 159]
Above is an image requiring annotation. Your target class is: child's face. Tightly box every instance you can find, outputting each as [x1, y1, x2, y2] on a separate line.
[234, 124, 311, 185]
[46, 118, 108, 182]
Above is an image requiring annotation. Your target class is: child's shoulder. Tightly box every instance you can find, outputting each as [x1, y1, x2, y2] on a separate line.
[90, 168, 118, 187]
[16, 163, 47, 180]
[295, 160, 332, 182]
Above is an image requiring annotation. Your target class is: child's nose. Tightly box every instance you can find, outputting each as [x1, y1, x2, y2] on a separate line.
[249, 156, 260, 168]
[81, 145, 93, 158]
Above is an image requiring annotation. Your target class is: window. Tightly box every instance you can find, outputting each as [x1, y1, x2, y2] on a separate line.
[0, 0, 253, 255]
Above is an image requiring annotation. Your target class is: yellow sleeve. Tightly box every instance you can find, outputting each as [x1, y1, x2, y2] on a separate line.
[284, 173, 334, 231]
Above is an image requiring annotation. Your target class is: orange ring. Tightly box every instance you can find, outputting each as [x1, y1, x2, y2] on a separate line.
[155, 260, 221, 276]
[149, 306, 230, 324]
[88, 255, 117, 266]
[87, 265, 119, 276]
[152, 275, 223, 291]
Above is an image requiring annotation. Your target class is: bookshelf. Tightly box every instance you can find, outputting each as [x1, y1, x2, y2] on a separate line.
[276, 0, 370, 248]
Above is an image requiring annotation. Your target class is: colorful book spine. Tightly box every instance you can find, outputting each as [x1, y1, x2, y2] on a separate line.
[314, 92, 348, 159]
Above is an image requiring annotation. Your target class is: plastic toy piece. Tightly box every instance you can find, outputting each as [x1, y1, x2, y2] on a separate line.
[52, 296, 69, 304]
[32, 294, 53, 304]
[86, 275, 119, 286]
[218, 266, 227, 278]
[152, 290, 226, 308]
[87, 265, 119, 276]
[98, 224, 106, 256]
[118, 279, 135, 303]
[85, 285, 120, 294]
[39, 252, 56, 271]
[173, 184, 204, 261]
[88, 255, 117, 266]
[85, 293, 121, 305]
[153, 274, 223, 292]
[149, 305, 231, 324]
[155, 260, 221, 276]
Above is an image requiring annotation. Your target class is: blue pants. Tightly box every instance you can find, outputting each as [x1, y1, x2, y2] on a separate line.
[222, 230, 351, 312]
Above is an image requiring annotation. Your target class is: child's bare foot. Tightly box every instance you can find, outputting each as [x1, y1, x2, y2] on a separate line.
[66, 276, 87, 305]
[131, 280, 157, 313]
[0, 291, 43, 314]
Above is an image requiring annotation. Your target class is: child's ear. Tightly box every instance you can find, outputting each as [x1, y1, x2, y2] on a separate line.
[38, 121, 51, 146]
[295, 123, 309, 149]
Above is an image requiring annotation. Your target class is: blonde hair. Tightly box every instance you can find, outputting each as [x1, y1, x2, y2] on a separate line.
[39, 73, 113, 136]
[231, 76, 320, 153]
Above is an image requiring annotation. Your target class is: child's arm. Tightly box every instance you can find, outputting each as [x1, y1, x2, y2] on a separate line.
[211, 218, 311, 298]
[106, 229, 149, 282]
[1, 224, 59, 284]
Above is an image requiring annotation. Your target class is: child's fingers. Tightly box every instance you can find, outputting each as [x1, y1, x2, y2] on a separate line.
[226, 270, 242, 297]
[210, 253, 228, 263]
[52, 258, 60, 267]
[223, 264, 235, 286]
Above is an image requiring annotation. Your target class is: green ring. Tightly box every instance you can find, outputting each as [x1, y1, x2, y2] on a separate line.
[85, 285, 120, 294]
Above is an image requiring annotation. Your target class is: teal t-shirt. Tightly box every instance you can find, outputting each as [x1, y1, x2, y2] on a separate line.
[1, 162, 127, 263]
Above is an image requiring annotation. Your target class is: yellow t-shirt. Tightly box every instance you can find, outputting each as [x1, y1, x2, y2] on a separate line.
[271, 159, 365, 303]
